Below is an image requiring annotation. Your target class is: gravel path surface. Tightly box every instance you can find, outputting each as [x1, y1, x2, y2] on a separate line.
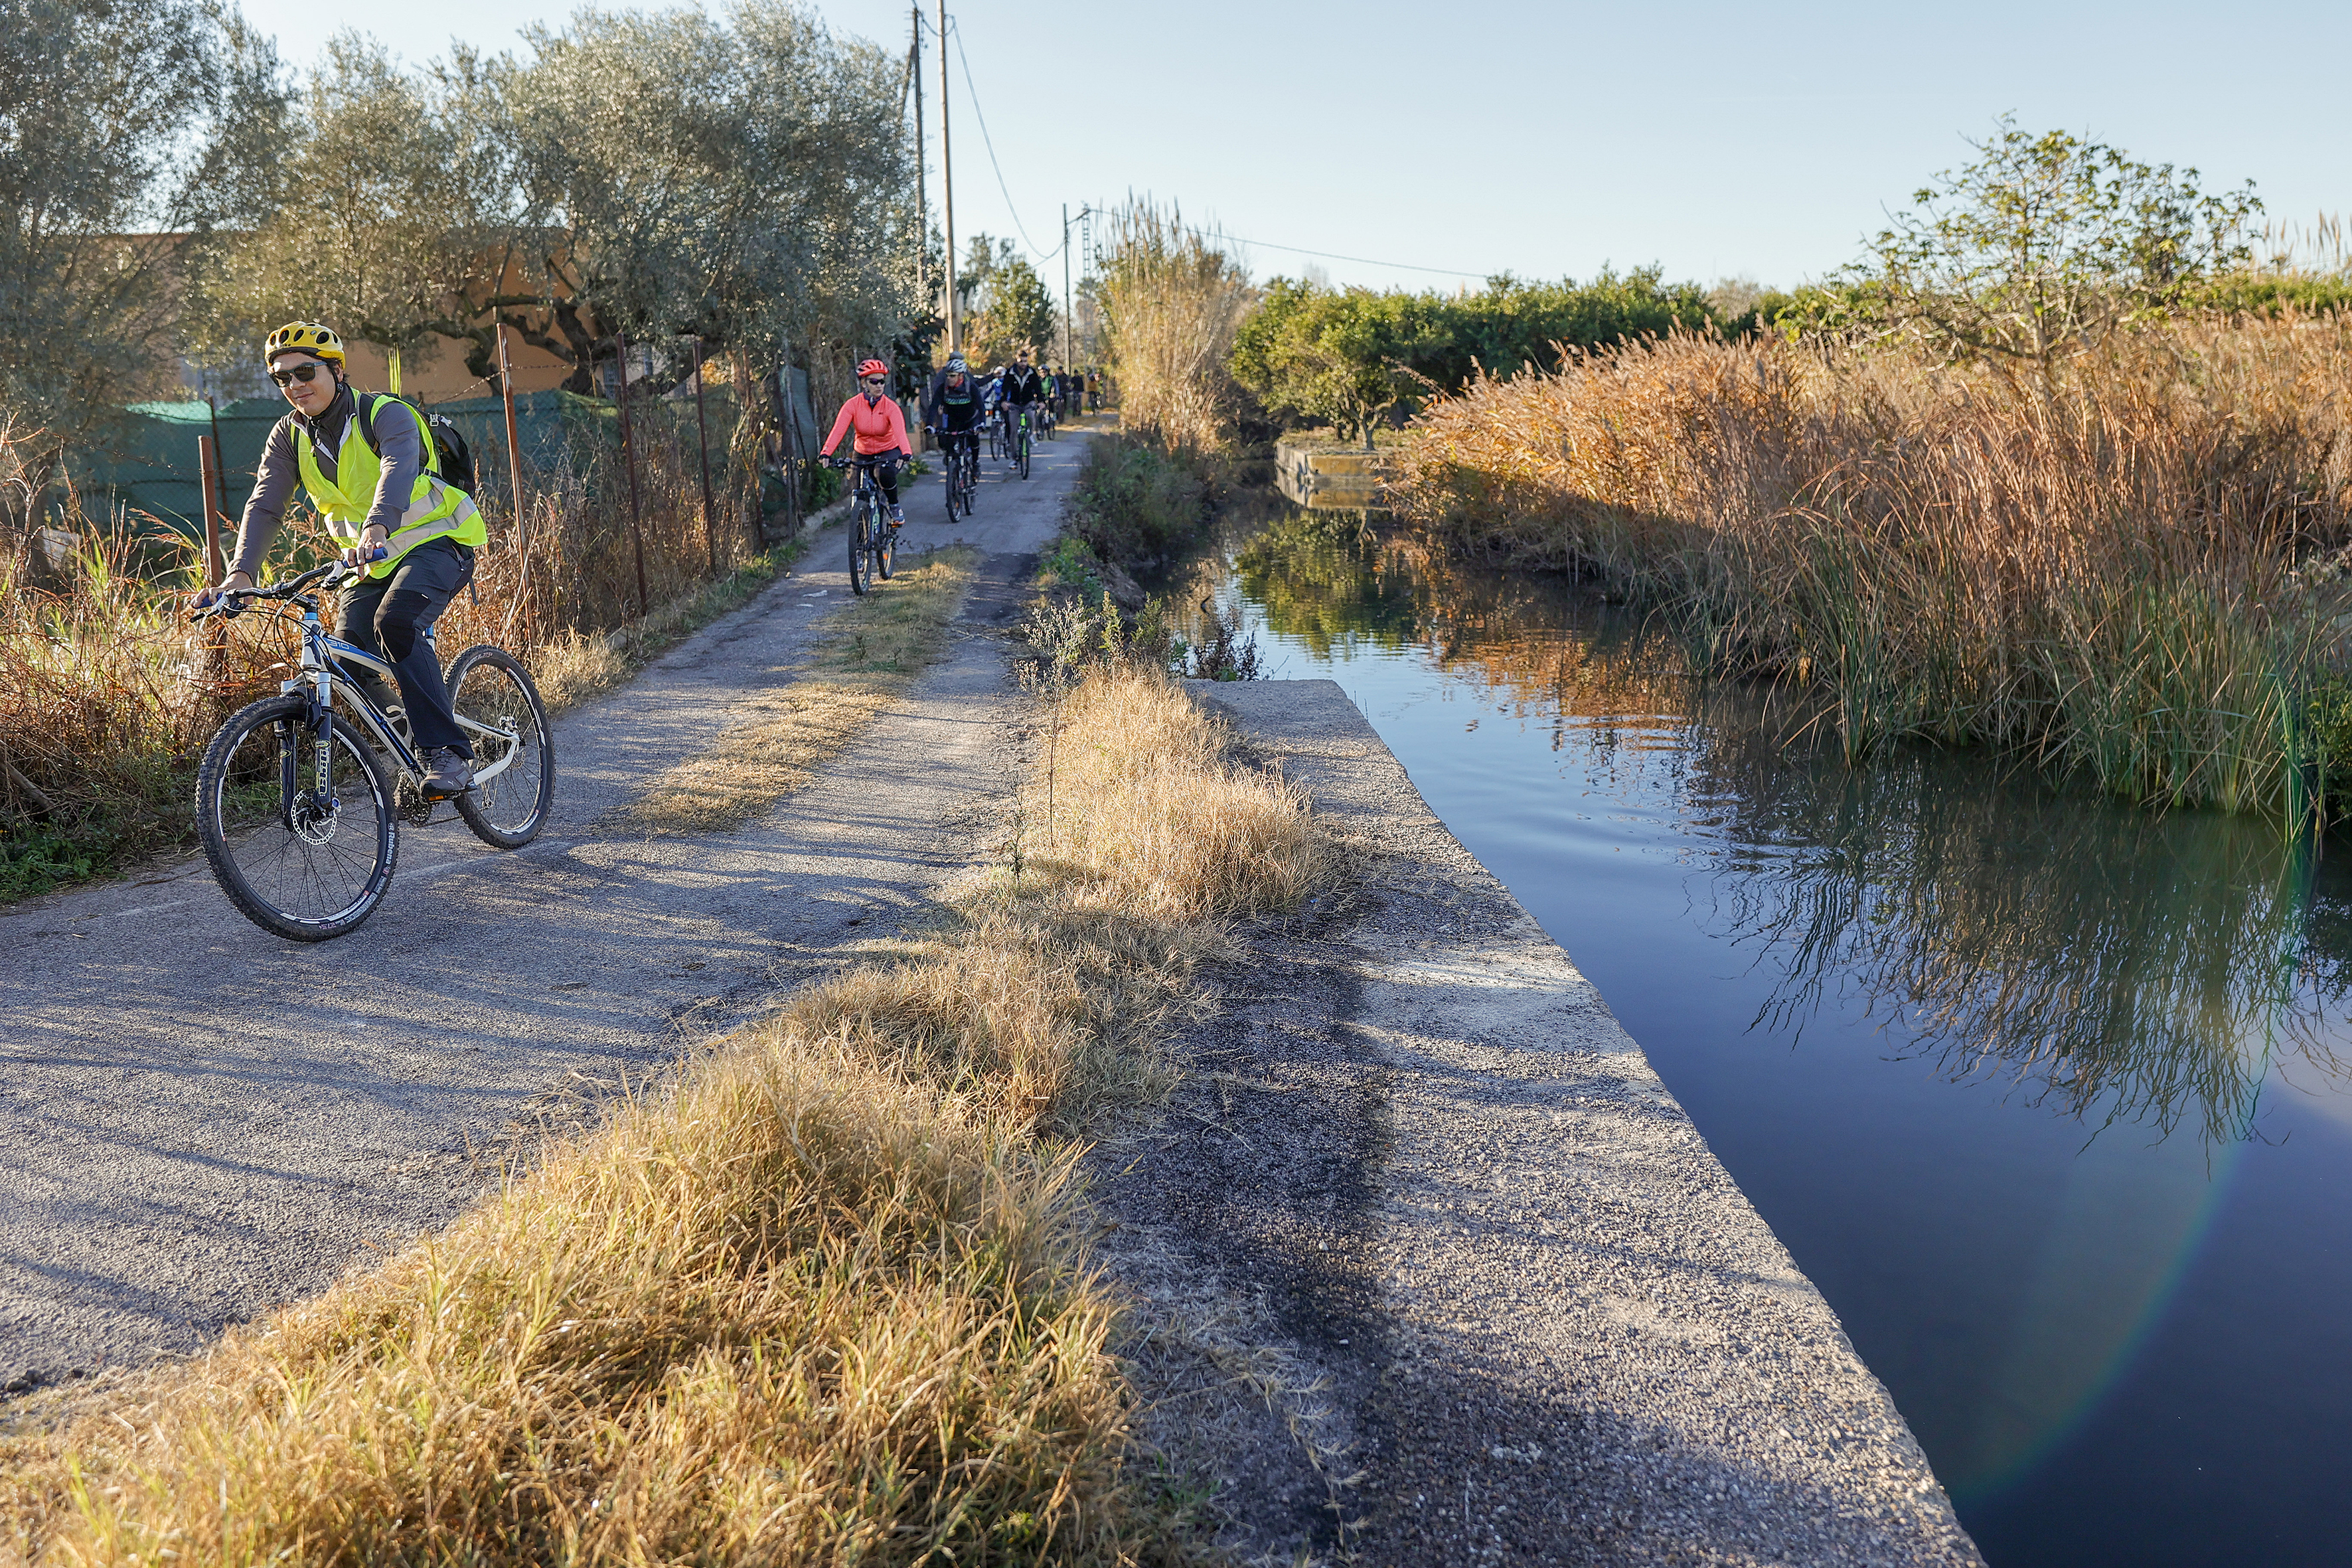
[1099, 679, 1984, 1567]
[0, 430, 1093, 1393]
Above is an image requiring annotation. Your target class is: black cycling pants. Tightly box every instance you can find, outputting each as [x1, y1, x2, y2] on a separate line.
[334, 538, 475, 756]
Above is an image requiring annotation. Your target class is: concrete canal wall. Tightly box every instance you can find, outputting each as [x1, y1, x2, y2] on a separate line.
[1274, 436, 1392, 510]
[1098, 678, 1982, 1565]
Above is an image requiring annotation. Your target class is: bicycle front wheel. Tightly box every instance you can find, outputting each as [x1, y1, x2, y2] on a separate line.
[1017, 433, 1031, 479]
[848, 501, 873, 595]
[196, 694, 398, 941]
[449, 645, 554, 849]
[945, 453, 963, 522]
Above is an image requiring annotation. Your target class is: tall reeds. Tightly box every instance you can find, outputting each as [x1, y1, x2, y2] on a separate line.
[1095, 202, 1253, 453]
[1391, 317, 2352, 817]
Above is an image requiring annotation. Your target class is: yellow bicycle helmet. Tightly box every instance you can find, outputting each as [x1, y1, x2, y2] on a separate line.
[264, 321, 347, 366]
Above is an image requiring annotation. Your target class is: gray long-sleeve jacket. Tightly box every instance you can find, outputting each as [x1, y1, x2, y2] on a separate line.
[228, 387, 424, 581]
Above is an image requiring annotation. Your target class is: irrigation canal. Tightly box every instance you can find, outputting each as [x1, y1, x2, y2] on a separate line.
[1164, 503, 2352, 1568]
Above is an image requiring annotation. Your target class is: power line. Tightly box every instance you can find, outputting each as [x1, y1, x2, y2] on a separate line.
[946, 17, 1062, 264]
[1208, 230, 1487, 279]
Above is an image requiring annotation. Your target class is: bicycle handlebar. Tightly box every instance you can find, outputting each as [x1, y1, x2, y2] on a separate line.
[188, 558, 357, 622]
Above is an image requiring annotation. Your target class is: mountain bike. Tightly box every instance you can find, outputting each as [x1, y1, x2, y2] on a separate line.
[832, 453, 898, 595]
[935, 427, 979, 522]
[189, 559, 554, 940]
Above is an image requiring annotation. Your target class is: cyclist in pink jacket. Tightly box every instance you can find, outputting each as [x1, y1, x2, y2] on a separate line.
[819, 358, 911, 525]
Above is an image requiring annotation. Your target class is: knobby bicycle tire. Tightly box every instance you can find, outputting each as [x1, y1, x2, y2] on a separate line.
[447, 645, 554, 849]
[196, 694, 398, 941]
[848, 497, 874, 595]
[945, 453, 962, 521]
[876, 520, 896, 580]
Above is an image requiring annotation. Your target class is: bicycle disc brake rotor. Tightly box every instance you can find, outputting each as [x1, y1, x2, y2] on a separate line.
[292, 789, 344, 844]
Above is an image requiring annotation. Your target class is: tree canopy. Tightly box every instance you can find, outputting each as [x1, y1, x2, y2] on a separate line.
[1816, 117, 2264, 369]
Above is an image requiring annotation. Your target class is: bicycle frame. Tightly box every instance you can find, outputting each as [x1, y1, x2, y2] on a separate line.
[278, 597, 520, 791]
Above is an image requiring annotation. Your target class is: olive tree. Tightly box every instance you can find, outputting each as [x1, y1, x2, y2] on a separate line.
[0, 0, 288, 473]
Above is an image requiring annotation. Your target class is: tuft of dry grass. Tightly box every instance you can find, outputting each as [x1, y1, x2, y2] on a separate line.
[613, 549, 974, 834]
[0, 662, 1324, 1566]
[1391, 315, 2352, 817]
[775, 664, 1328, 1135]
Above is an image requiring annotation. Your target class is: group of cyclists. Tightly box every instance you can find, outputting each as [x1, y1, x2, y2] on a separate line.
[918, 348, 1083, 479]
[823, 346, 1097, 528]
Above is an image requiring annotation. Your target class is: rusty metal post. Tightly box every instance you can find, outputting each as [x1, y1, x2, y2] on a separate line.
[196, 434, 225, 586]
[691, 335, 717, 576]
[496, 325, 533, 641]
[615, 331, 650, 618]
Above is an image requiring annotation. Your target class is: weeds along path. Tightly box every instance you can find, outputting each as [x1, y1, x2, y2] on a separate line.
[0, 431, 1099, 1393]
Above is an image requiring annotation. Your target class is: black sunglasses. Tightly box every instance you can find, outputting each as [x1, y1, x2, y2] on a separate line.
[860, 375, 887, 385]
[270, 362, 331, 386]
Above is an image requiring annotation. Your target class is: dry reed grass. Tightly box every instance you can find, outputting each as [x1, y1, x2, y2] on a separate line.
[1392, 315, 2352, 815]
[615, 550, 974, 834]
[1097, 203, 1253, 453]
[0, 665, 1325, 1565]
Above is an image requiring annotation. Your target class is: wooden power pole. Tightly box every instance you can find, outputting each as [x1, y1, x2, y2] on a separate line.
[911, 4, 927, 316]
[938, 0, 957, 352]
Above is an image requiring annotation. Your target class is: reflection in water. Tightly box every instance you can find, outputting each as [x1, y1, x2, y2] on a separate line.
[1211, 509, 2352, 1152]
[1182, 503, 2352, 1559]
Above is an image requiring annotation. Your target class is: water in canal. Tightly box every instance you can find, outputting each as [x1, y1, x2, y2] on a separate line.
[1166, 505, 2352, 1567]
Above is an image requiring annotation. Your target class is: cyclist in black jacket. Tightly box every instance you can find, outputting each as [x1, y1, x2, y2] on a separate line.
[1000, 351, 1043, 449]
[925, 353, 986, 469]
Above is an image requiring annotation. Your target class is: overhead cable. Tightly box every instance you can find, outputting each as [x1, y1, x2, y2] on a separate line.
[1208, 231, 1486, 279]
[947, 17, 1063, 264]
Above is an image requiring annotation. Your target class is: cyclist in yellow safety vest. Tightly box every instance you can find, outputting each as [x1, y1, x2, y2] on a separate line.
[196, 321, 488, 797]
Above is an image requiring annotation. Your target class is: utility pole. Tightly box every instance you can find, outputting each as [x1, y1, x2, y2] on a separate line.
[938, 0, 957, 352]
[1062, 204, 1073, 373]
[911, 4, 927, 317]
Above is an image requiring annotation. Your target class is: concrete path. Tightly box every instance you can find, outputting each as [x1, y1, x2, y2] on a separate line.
[1101, 680, 1983, 1567]
[0, 428, 1094, 1392]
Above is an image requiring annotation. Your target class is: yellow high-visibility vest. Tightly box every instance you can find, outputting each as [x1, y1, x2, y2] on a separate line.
[293, 394, 485, 579]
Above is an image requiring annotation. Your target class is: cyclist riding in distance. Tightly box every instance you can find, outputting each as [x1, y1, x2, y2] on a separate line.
[194, 321, 487, 797]
[1001, 350, 1043, 431]
[924, 351, 984, 475]
[819, 358, 911, 524]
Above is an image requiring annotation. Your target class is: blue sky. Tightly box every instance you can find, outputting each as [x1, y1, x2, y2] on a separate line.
[238, 0, 2351, 292]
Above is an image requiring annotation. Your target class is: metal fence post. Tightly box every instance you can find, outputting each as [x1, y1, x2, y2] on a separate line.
[496, 325, 532, 641]
[615, 331, 650, 618]
[196, 434, 224, 586]
[691, 335, 717, 576]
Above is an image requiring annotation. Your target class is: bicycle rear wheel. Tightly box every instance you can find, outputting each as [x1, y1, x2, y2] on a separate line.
[196, 694, 398, 941]
[848, 499, 873, 595]
[448, 645, 554, 849]
[876, 520, 896, 580]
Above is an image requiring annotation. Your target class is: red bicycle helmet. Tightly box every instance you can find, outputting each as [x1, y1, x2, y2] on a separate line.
[857, 358, 890, 379]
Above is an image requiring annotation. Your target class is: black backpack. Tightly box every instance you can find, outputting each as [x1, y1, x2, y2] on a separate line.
[354, 392, 477, 496]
